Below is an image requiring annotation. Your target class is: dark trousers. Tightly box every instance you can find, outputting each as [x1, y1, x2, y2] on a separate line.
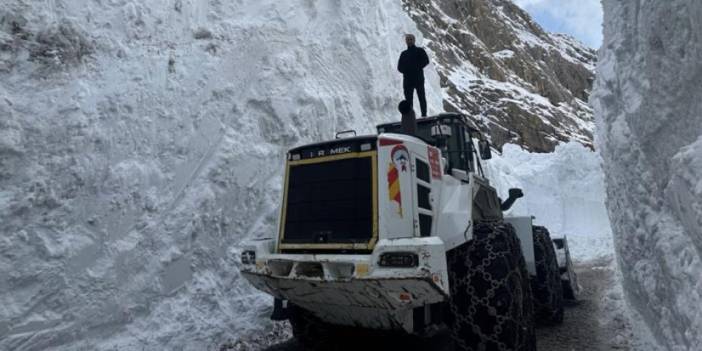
[403, 79, 427, 117]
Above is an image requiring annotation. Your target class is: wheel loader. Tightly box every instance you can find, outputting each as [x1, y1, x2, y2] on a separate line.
[239, 113, 579, 350]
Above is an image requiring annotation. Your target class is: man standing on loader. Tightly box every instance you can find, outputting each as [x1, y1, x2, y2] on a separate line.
[397, 34, 430, 117]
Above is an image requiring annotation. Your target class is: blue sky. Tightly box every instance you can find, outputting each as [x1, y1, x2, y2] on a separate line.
[513, 0, 603, 48]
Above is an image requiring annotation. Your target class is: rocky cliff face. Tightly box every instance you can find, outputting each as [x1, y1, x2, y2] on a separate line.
[404, 0, 596, 152]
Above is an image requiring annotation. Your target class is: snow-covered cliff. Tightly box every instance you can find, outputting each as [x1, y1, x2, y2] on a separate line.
[592, 1, 702, 349]
[0, 1, 441, 350]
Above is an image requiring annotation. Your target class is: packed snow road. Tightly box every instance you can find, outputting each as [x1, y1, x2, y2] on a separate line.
[225, 258, 633, 351]
[536, 258, 632, 351]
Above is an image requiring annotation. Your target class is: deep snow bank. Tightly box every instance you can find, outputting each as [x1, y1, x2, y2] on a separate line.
[486, 142, 614, 262]
[0, 1, 441, 350]
[592, 1, 702, 349]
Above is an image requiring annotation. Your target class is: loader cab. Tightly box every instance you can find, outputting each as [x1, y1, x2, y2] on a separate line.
[377, 113, 486, 180]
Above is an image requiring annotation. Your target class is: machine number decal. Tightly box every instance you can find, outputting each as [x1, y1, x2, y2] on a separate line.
[428, 146, 442, 180]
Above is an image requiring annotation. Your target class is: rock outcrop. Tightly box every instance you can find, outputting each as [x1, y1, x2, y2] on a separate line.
[404, 0, 596, 152]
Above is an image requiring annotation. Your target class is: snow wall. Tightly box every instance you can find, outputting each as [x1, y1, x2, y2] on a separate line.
[592, 1, 702, 349]
[487, 143, 613, 262]
[0, 1, 443, 350]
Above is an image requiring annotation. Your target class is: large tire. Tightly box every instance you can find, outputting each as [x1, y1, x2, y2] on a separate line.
[289, 305, 339, 350]
[446, 221, 536, 351]
[531, 226, 564, 325]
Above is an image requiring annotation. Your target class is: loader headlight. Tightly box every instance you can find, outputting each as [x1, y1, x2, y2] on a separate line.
[378, 252, 418, 268]
[241, 250, 256, 265]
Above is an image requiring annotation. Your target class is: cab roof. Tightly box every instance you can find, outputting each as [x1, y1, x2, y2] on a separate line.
[376, 112, 481, 134]
[286, 113, 482, 159]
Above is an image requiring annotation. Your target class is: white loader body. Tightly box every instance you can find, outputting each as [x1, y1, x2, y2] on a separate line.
[241, 119, 541, 332]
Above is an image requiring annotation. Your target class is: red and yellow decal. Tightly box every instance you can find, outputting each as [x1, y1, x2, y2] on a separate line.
[387, 144, 409, 217]
[387, 161, 402, 217]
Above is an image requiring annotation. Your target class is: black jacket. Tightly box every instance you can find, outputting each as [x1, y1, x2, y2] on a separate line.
[397, 45, 430, 82]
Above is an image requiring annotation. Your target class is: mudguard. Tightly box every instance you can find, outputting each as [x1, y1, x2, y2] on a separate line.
[504, 216, 536, 275]
[551, 235, 580, 300]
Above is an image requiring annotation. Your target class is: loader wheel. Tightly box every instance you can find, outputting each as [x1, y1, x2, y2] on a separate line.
[446, 221, 536, 351]
[289, 305, 339, 350]
[531, 226, 564, 325]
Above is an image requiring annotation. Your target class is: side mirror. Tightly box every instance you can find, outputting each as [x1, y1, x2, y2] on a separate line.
[508, 188, 524, 199]
[478, 140, 492, 160]
[501, 188, 524, 211]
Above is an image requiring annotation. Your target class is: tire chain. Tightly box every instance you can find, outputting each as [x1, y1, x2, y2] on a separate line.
[446, 221, 536, 351]
[532, 226, 564, 324]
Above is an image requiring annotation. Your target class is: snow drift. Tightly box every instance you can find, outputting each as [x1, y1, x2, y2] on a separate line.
[487, 142, 613, 262]
[0, 1, 442, 350]
[593, 1, 702, 349]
